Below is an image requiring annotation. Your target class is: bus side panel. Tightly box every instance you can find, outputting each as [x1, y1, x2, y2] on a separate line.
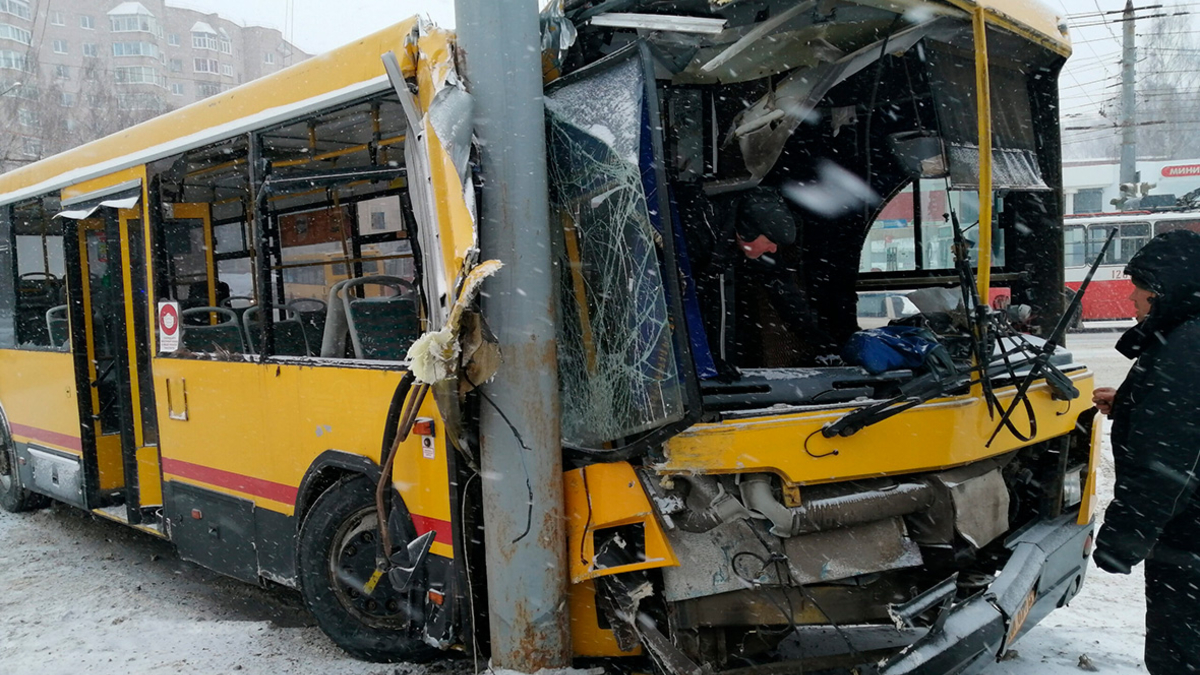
[0, 349, 89, 506]
[262, 363, 456, 559]
[153, 357, 454, 583]
[1066, 277, 1135, 321]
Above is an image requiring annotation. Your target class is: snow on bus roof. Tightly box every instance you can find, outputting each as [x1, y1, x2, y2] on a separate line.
[0, 17, 421, 207]
[1065, 210, 1200, 223]
[108, 2, 154, 16]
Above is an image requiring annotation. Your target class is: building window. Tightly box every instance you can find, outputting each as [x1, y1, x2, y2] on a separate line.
[1073, 188, 1105, 215]
[49, 10, 64, 25]
[192, 31, 218, 51]
[111, 13, 158, 34]
[17, 106, 36, 126]
[59, 117, 73, 132]
[53, 64, 69, 80]
[167, 33, 179, 46]
[112, 41, 158, 58]
[170, 82, 183, 96]
[52, 39, 67, 54]
[60, 91, 74, 107]
[0, 49, 27, 71]
[219, 39, 231, 55]
[168, 58, 182, 72]
[193, 58, 218, 73]
[79, 14, 94, 29]
[82, 43, 98, 58]
[0, 23, 31, 46]
[197, 82, 220, 98]
[114, 65, 164, 87]
[0, 1, 31, 21]
[221, 63, 233, 77]
[264, 52, 275, 65]
[22, 137, 41, 157]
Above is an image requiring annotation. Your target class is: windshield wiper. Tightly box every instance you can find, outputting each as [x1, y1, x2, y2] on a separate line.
[984, 227, 1117, 447]
[823, 195, 990, 440]
[824, 228, 1116, 442]
[821, 364, 968, 438]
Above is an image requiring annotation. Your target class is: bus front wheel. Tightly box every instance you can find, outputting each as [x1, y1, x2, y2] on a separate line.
[0, 416, 48, 513]
[297, 473, 437, 662]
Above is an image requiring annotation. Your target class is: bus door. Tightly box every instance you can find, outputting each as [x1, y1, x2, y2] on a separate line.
[116, 205, 161, 520]
[63, 189, 161, 527]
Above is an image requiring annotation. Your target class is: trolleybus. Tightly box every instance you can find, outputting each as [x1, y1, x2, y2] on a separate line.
[1064, 209, 1200, 320]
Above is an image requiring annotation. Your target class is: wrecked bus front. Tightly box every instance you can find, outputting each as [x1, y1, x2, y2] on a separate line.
[546, 0, 1095, 672]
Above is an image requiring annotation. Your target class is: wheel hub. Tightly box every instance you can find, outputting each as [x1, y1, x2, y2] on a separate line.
[331, 510, 412, 626]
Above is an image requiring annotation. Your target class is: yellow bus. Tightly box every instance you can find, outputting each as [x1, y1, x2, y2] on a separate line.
[0, 1, 1100, 672]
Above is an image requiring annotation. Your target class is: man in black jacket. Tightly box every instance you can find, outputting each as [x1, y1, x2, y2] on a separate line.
[1092, 229, 1200, 673]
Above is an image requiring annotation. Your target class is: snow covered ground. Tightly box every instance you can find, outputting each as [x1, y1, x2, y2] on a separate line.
[994, 331, 1146, 675]
[0, 332, 1145, 675]
[992, 430, 1146, 675]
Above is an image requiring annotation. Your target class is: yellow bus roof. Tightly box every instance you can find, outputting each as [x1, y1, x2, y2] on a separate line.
[958, 0, 1071, 56]
[0, 17, 419, 207]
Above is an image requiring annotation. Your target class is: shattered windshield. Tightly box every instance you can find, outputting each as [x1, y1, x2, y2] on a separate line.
[545, 54, 686, 448]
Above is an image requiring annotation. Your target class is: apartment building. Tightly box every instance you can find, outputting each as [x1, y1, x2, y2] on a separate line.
[0, 0, 310, 170]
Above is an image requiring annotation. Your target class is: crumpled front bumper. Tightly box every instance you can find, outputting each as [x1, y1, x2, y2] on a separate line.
[865, 511, 1093, 675]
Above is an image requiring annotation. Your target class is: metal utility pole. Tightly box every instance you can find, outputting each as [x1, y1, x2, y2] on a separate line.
[1120, 0, 1138, 186]
[453, 0, 572, 671]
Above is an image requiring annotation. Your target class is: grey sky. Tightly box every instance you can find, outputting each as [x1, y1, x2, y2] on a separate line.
[164, 0, 458, 54]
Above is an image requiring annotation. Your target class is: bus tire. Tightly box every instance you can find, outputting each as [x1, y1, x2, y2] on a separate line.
[0, 416, 48, 513]
[297, 473, 437, 663]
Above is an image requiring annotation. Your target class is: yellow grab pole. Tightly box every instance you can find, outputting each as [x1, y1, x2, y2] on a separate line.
[973, 6, 993, 298]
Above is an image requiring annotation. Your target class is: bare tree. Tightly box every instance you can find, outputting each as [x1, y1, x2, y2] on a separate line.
[1062, 5, 1200, 162]
[1136, 11, 1200, 159]
[0, 54, 173, 174]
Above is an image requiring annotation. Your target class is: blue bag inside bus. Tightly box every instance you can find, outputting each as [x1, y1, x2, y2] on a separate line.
[842, 325, 949, 375]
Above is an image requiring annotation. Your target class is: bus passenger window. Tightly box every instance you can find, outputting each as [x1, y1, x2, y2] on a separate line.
[148, 91, 423, 362]
[253, 93, 421, 363]
[8, 198, 68, 351]
[1155, 219, 1200, 236]
[274, 200, 421, 361]
[152, 136, 252, 357]
[1064, 226, 1085, 267]
[1092, 222, 1149, 265]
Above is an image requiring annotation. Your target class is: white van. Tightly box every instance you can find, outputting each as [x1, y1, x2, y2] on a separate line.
[857, 291, 920, 329]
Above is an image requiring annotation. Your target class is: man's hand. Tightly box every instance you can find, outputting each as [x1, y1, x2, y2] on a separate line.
[1093, 387, 1116, 415]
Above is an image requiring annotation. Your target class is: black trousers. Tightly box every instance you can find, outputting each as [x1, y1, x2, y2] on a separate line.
[1145, 556, 1200, 673]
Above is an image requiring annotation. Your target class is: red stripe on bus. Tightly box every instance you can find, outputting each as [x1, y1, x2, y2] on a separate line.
[411, 513, 453, 547]
[10, 423, 82, 452]
[162, 457, 299, 505]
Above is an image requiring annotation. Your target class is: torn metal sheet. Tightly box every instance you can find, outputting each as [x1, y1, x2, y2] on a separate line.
[698, 0, 818, 74]
[661, 517, 922, 602]
[591, 13, 728, 35]
[728, 18, 944, 184]
[408, 259, 503, 385]
[782, 517, 924, 583]
[384, 47, 451, 329]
